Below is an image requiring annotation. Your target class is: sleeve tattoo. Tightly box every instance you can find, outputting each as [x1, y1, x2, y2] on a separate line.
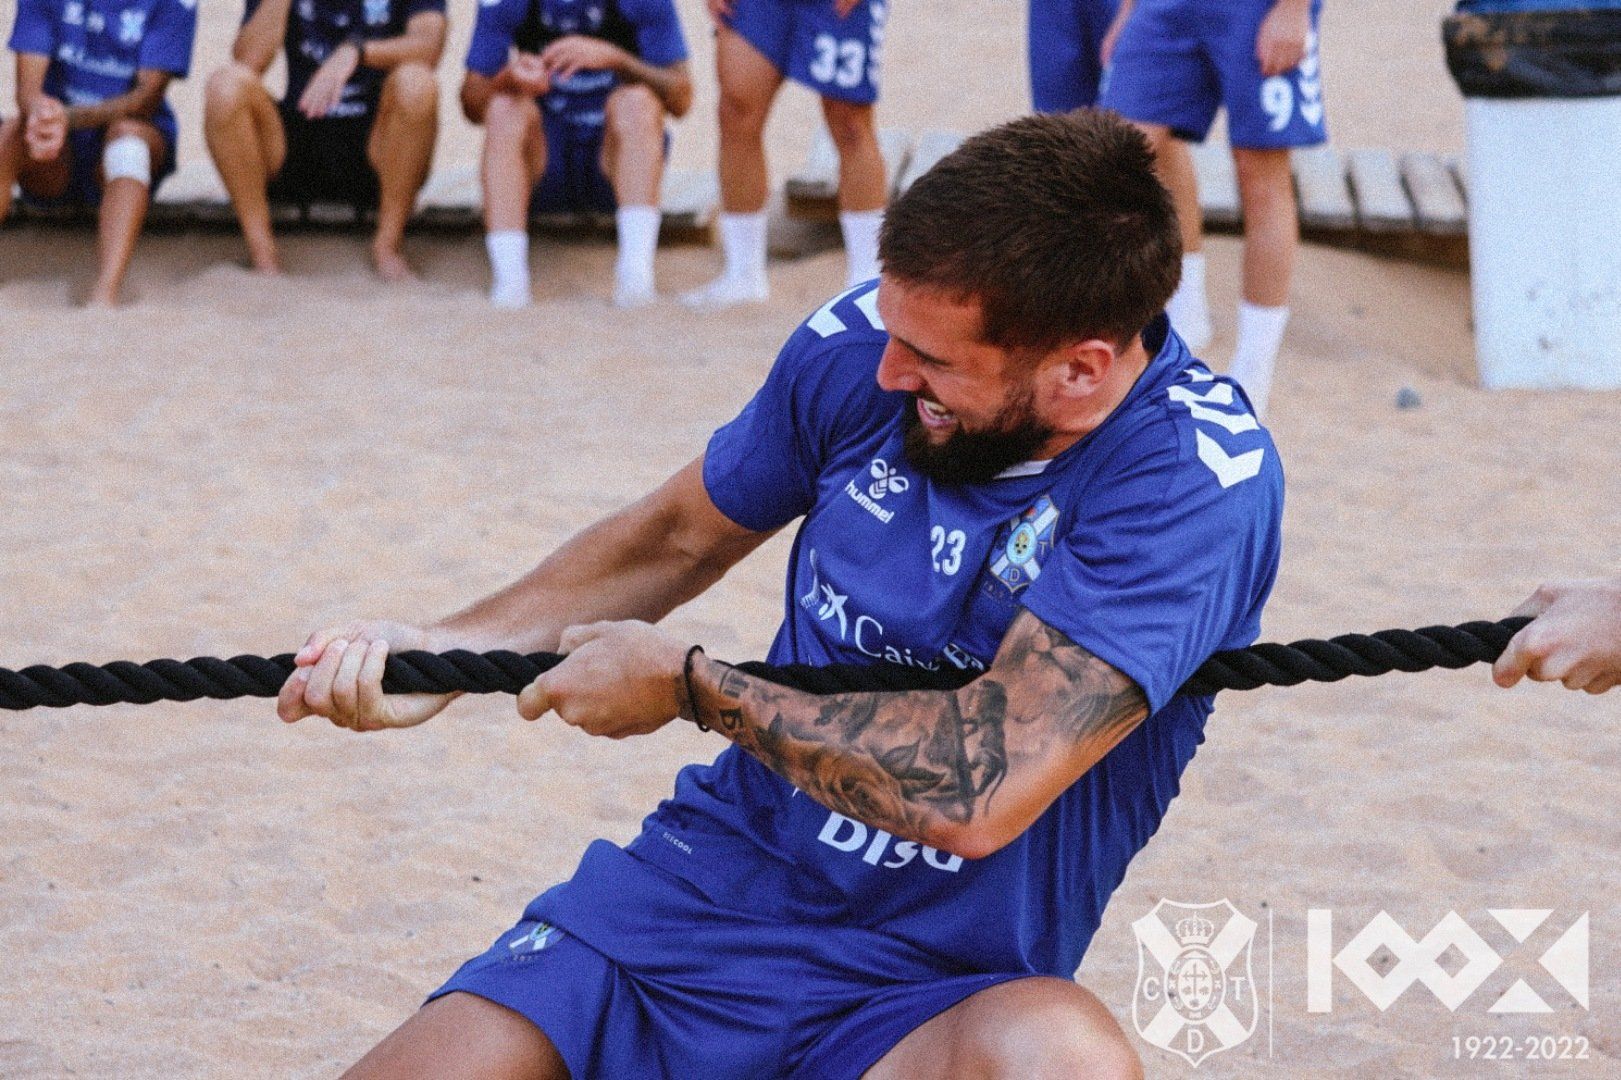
[690, 611, 1149, 852]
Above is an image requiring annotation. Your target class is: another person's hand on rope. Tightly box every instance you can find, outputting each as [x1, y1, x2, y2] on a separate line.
[277, 620, 459, 730]
[1493, 577, 1621, 694]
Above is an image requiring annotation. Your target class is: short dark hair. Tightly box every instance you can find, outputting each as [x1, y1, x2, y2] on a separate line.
[879, 110, 1181, 351]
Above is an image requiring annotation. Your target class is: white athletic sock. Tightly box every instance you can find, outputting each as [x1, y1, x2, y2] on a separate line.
[485, 230, 531, 309]
[1166, 252, 1211, 350]
[613, 205, 661, 308]
[681, 211, 769, 309]
[839, 209, 883, 287]
[1229, 301, 1289, 420]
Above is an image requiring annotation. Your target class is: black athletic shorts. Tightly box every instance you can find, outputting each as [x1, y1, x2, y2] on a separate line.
[269, 106, 381, 208]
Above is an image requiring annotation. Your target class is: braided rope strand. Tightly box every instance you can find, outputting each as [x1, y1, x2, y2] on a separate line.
[0, 617, 1532, 712]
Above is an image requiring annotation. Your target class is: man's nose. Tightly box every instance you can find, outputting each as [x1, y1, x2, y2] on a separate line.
[876, 342, 922, 393]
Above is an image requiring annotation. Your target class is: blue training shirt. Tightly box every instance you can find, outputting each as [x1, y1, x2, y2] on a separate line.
[9, 0, 196, 132]
[466, 0, 686, 133]
[243, 0, 446, 121]
[616, 281, 1284, 979]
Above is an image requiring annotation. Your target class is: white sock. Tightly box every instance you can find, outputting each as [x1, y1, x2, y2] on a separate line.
[614, 205, 661, 307]
[839, 209, 883, 287]
[1229, 301, 1289, 420]
[486, 230, 530, 308]
[719, 210, 768, 285]
[681, 211, 770, 308]
[1166, 252, 1211, 350]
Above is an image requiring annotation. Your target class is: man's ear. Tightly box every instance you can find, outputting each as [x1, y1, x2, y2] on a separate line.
[1050, 338, 1118, 399]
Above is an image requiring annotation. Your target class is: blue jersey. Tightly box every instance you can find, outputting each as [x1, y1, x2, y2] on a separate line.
[607, 282, 1283, 979]
[466, 0, 687, 134]
[244, 0, 446, 121]
[9, 0, 196, 133]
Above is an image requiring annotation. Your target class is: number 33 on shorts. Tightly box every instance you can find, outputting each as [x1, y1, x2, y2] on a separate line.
[805, 1, 885, 98]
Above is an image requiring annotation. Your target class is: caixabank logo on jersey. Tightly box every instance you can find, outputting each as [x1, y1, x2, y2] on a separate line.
[1132, 900, 1261, 1067]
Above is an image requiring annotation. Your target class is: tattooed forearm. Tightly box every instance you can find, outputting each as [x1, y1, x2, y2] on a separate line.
[689, 611, 1149, 856]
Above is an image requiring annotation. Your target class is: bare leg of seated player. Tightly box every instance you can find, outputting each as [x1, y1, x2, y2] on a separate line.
[680, 25, 782, 310]
[601, 83, 667, 308]
[203, 62, 288, 275]
[0, 115, 29, 224]
[820, 94, 884, 287]
[1227, 145, 1297, 419]
[1134, 122, 1210, 351]
[340, 991, 570, 1080]
[480, 92, 546, 309]
[863, 977, 1143, 1080]
[367, 62, 440, 282]
[87, 117, 166, 306]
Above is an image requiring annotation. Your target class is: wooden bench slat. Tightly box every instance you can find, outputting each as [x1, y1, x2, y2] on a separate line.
[1347, 147, 1414, 232]
[1401, 151, 1467, 236]
[1292, 144, 1355, 232]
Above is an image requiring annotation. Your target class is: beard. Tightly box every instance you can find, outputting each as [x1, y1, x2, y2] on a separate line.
[901, 385, 1055, 486]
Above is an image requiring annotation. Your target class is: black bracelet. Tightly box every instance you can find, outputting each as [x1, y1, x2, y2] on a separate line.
[682, 644, 709, 731]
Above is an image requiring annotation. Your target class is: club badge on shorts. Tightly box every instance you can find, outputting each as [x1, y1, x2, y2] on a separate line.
[1132, 899, 1259, 1066]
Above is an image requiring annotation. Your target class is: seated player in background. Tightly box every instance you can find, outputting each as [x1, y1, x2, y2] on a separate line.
[1102, 0, 1326, 418]
[682, 0, 889, 310]
[461, 0, 691, 309]
[1, 0, 197, 305]
[203, 0, 446, 280]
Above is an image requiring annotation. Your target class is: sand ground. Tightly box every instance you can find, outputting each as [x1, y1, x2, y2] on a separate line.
[2, 1, 1618, 1077]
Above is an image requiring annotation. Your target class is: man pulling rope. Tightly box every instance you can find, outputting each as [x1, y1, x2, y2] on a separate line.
[281, 110, 1282, 1079]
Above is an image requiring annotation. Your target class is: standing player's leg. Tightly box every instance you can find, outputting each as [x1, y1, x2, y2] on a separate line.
[479, 92, 546, 308]
[1219, 3, 1326, 419]
[88, 118, 166, 306]
[1136, 124, 1210, 350]
[1227, 146, 1296, 417]
[367, 62, 440, 282]
[680, 23, 783, 308]
[601, 83, 668, 308]
[341, 992, 569, 1080]
[863, 977, 1142, 1080]
[1098, 1, 1220, 351]
[821, 95, 883, 286]
[203, 63, 288, 274]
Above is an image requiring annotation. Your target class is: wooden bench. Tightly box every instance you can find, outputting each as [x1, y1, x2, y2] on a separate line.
[6, 160, 721, 243]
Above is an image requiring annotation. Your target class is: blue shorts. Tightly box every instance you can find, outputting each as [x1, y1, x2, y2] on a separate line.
[1028, 0, 1119, 112]
[1100, 0, 1326, 149]
[21, 116, 177, 208]
[727, 0, 888, 105]
[429, 840, 1032, 1079]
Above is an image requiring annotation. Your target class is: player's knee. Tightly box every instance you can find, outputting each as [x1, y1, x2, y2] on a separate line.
[821, 100, 876, 153]
[386, 63, 439, 120]
[204, 63, 260, 119]
[606, 85, 663, 141]
[102, 127, 154, 187]
[716, 85, 769, 137]
[1232, 148, 1292, 196]
[485, 92, 538, 142]
[961, 981, 1142, 1080]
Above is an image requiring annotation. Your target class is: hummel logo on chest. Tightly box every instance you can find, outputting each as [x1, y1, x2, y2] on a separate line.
[845, 457, 908, 523]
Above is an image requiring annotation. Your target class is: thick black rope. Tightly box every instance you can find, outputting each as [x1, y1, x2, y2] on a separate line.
[0, 617, 1531, 712]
